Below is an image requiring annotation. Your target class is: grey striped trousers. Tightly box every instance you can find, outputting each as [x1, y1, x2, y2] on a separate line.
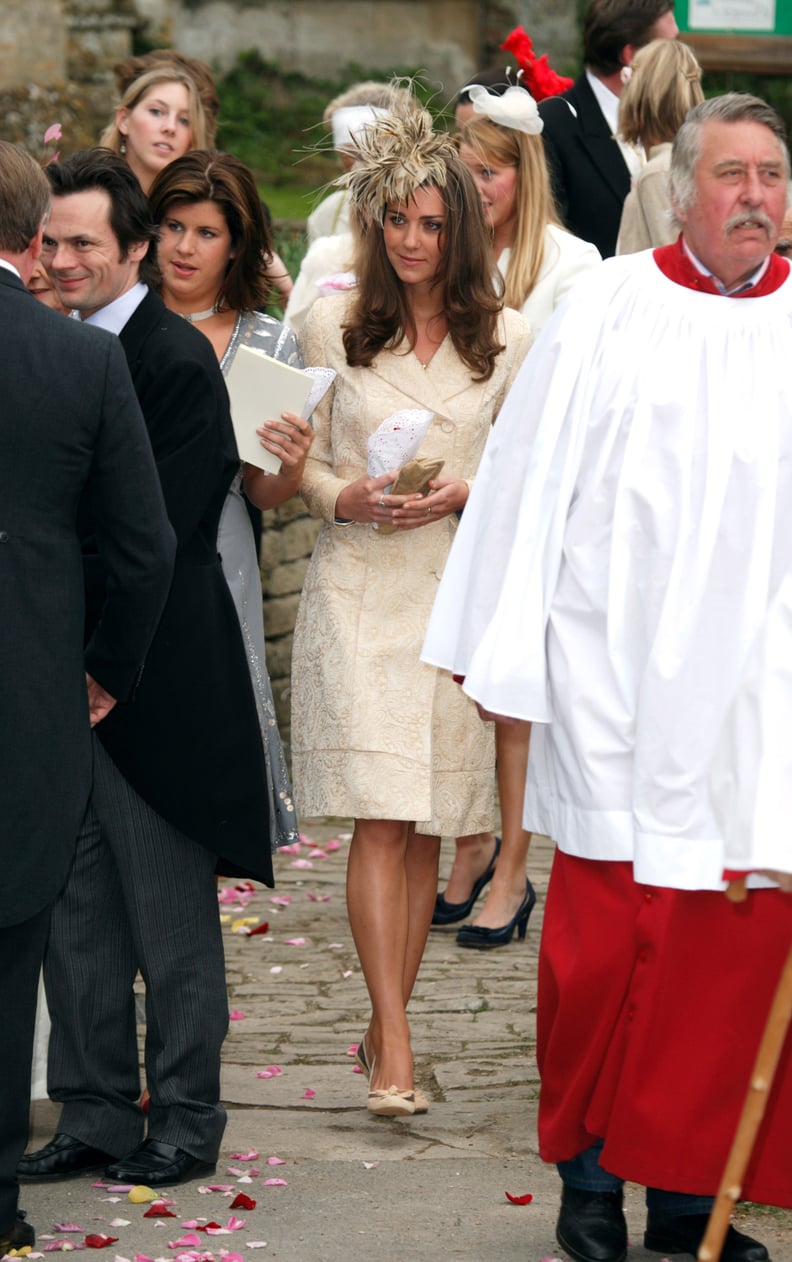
[43, 735, 228, 1161]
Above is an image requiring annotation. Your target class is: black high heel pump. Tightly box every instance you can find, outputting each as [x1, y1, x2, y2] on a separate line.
[455, 878, 536, 949]
[431, 837, 501, 926]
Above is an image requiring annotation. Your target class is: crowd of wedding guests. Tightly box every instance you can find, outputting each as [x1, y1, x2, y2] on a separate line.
[3, 1, 791, 1258]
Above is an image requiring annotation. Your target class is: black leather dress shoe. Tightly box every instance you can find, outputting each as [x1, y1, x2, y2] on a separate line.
[105, 1138, 216, 1187]
[645, 1211, 770, 1260]
[0, 1209, 35, 1252]
[17, 1133, 114, 1182]
[556, 1184, 628, 1262]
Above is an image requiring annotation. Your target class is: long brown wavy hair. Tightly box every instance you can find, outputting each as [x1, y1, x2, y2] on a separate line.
[343, 151, 504, 381]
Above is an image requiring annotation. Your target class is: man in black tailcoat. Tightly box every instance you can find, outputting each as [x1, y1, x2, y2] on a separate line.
[538, 0, 678, 258]
[19, 150, 272, 1189]
[0, 141, 174, 1254]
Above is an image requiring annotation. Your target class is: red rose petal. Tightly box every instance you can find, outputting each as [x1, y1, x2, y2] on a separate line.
[247, 922, 270, 936]
[505, 1191, 534, 1205]
[230, 1192, 256, 1210]
[85, 1234, 120, 1247]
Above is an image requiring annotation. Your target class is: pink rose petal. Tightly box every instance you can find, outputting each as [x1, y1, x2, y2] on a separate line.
[230, 1149, 259, 1161]
[266, 1156, 286, 1166]
[229, 1009, 246, 1020]
[279, 843, 301, 855]
[54, 1223, 84, 1232]
[270, 896, 292, 906]
[324, 839, 341, 852]
[307, 892, 331, 902]
[263, 1178, 288, 1187]
[169, 1233, 202, 1247]
[301, 1088, 316, 1099]
[284, 937, 306, 946]
[290, 858, 314, 869]
[44, 123, 63, 143]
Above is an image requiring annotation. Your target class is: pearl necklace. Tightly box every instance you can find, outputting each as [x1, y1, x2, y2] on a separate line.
[177, 304, 219, 323]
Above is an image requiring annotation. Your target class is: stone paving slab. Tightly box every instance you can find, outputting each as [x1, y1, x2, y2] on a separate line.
[20, 825, 792, 1262]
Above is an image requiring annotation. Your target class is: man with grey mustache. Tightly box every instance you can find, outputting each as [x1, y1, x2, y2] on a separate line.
[424, 93, 792, 1262]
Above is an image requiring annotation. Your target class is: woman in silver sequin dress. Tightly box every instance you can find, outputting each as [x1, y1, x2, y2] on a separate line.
[150, 150, 313, 849]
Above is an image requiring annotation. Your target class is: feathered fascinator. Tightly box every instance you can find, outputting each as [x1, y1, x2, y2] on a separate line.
[338, 106, 458, 225]
[500, 26, 573, 102]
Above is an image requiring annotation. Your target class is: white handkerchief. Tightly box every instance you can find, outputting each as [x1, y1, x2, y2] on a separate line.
[367, 409, 434, 479]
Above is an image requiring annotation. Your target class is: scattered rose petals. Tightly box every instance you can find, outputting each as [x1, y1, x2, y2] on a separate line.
[230, 1193, 256, 1210]
[256, 1065, 282, 1079]
[44, 123, 63, 143]
[269, 967, 282, 976]
[270, 896, 292, 906]
[229, 1010, 246, 1020]
[301, 1088, 316, 1099]
[205, 1216, 245, 1235]
[85, 1235, 120, 1248]
[201, 1184, 235, 1193]
[346, 1045, 359, 1057]
[306, 892, 330, 902]
[353, 1064, 363, 1074]
[266, 1156, 286, 1166]
[290, 859, 314, 870]
[219, 914, 232, 924]
[169, 1234, 201, 1248]
[143, 1203, 175, 1218]
[109, 1218, 131, 1227]
[43, 1241, 74, 1252]
[247, 922, 270, 937]
[227, 1167, 244, 1177]
[128, 1186, 159, 1203]
[54, 1224, 83, 1233]
[230, 1149, 259, 1161]
[343, 970, 353, 978]
[324, 838, 341, 852]
[328, 943, 343, 949]
[307, 848, 327, 859]
[279, 843, 301, 854]
[262, 1178, 287, 1187]
[236, 1174, 254, 1183]
[245, 1244, 268, 1250]
[284, 937, 306, 946]
[505, 1191, 534, 1205]
[362, 1161, 379, 1169]
[134, 1254, 156, 1262]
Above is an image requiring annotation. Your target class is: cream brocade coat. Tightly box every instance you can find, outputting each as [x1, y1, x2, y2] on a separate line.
[292, 294, 532, 833]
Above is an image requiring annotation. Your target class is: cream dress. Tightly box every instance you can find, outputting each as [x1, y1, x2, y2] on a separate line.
[292, 294, 532, 834]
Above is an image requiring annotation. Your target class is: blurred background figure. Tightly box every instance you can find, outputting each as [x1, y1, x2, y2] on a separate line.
[537, 0, 679, 258]
[616, 40, 704, 254]
[433, 83, 600, 951]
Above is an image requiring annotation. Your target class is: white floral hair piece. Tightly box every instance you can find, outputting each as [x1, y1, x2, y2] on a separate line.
[467, 83, 543, 136]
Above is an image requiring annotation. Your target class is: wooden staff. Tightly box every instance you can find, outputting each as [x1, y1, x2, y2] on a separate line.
[698, 878, 792, 1262]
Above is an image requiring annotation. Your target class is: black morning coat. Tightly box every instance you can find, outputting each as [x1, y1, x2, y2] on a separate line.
[538, 73, 632, 260]
[0, 267, 175, 928]
[85, 288, 275, 886]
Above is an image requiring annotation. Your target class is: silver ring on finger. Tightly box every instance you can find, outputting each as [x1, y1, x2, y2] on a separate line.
[378, 496, 386, 507]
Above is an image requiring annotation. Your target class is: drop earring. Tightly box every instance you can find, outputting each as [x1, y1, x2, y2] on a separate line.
[120, 139, 127, 156]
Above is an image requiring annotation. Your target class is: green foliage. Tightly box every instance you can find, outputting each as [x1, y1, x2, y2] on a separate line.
[703, 71, 792, 137]
[215, 51, 453, 191]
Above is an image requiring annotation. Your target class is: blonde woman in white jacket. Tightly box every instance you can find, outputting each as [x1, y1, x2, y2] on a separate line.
[434, 85, 601, 949]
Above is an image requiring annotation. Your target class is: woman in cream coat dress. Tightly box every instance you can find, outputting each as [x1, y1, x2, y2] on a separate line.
[432, 86, 600, 952]
[292, 108, 532, 1116]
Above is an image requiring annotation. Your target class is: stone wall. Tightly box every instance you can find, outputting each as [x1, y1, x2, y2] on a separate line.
[259, 497, 320, 758]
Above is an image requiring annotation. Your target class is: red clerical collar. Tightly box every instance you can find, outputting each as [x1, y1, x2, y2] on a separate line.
[653, 235, 790, 297]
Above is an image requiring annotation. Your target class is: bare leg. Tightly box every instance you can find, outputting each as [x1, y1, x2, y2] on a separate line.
[440, 831, 498, 905]
[347, 820, 439, 1091]
[471, 720, 532, 928]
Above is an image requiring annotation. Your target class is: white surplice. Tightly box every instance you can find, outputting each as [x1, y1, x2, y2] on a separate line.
[423, 251, 792, 891]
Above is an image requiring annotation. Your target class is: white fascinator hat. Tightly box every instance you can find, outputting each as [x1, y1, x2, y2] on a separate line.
[467, 83, 543, 136]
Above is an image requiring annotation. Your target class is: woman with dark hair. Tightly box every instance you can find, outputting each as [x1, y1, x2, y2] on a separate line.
[291, 107, 532, 1115]
[150, 149, 313, 848]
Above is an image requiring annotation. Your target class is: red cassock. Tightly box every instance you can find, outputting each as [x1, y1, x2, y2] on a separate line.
[537, 851, 792, 1205]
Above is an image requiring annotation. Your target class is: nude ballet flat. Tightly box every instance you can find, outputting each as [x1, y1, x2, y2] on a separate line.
[367, 1085, 416, 1117]
[356, 1037, 429, 1112]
